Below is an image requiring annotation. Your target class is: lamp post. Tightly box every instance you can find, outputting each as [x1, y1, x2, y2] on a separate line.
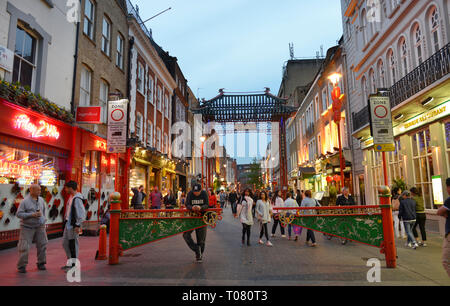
[200, 136, 206, 189]
[328, 73, 346, 190]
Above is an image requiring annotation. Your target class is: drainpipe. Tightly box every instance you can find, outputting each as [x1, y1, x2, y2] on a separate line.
[70, 7, 80, 116]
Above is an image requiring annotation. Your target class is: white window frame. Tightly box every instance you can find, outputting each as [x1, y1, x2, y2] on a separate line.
[136, 112, 143, 141]
[102, 17, 111, 56]
[164, 95, 169, 118]
[99, 80, 109, 124]
[137, 62, 144, 94]
[147, 121, 153, 147]
[83, 0, 95, 40]
[157, 128, 162, 152]
[80, 66, 92, 106]
[116, 34, 124, 69]
[148, 77, 154, 104]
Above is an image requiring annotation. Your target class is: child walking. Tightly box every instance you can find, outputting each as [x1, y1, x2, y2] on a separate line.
[256, 191, 273, 247]
[236, 188, 254, 246]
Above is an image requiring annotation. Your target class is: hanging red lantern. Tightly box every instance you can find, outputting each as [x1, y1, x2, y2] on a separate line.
[326, 176, 333, 183]
[333, 175, 341, 182]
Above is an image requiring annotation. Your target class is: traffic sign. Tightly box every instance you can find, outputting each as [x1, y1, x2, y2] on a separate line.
[107, 99, 128, 154]
[368, 95, 394, 152]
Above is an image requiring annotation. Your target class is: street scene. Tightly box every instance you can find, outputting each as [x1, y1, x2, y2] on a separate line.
[0, 0, 449, 290]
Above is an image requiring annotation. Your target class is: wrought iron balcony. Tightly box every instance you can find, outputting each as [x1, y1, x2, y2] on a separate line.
[352, 105, 369, 132]
[390, 42, 450, 108]
[126, 0, 153, 39]
[351, 42, 450, 132]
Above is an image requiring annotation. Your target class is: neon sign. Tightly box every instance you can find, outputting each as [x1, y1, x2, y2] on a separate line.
[96, 140, 107, 150]
[14, 114, 60, 140]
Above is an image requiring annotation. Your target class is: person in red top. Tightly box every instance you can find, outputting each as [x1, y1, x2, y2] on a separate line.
[208, 189, 218, 208]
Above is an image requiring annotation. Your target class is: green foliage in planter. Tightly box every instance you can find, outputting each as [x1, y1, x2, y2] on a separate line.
[391, 178, 407, 193]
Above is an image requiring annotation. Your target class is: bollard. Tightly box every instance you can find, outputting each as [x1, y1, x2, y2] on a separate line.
[95, 225, 108, 260]
[109, 192, 121, 265]
[379, 186, 397, 268]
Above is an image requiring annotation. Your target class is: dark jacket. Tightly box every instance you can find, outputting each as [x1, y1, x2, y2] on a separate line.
[399, 198, 417, 221]
[336, 195, 356, 206]
[164, 194, 176, 208]
[131, 189, 145, 209]
[186, 190, 209, 212]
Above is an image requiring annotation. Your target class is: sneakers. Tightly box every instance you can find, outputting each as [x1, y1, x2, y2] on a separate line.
[37, 264, 46, 271]
[271, 234, 275, 238]
[281, 235, 286, 238]
[412, 243, 419, 249]
[266, 241, 273, 247]
[17, 267, 26, 273]
[418, 241, 427, 247]
[406, 242, 412, 248]
[258, 239, 264, 245]
[310, 243, 317, 247]
[195, 250, 203, 263]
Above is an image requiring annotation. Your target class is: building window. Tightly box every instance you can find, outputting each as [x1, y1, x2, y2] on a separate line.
[157, 87, 162, 112]
[164, 95, 169, 118]
[370, 150, 384, 202]
[361, 9, 367, 47]
[377, 60, 386, 88]
[83, 0, 95, 40]
[136, 112, 143, 141]
[102, 17, 111, 56]
[147, 121, 153, 147]
[99, 80, 109, 123]
[388, 49, 397, 85]
[157, 128, 161, 152]
[148, 78, 154, 104]
[80, 66, 92, 106]
[164, 133, 168, 154]
[321, 88, 328, 113]
[315, 95, 320, 120]
[413, 23, 424, 66]
[429, 7, 441, 53]
[388, 138, 405, 184]
[399, 38, 409, 77]
[369, 69, 376, 94]
[116, 34, 124, 69]
[411, 128, 435, 210]
[361, 76, 368, 105]
[13, 27, 36, 88]
[137, 62, 144, 94]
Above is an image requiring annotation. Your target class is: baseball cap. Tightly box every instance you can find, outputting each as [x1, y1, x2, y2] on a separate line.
[193, 184, 202, 192]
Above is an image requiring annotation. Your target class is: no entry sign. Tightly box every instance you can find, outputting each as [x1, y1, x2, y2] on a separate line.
[107, 99, 128, 153]
[368, 95, 394, 152]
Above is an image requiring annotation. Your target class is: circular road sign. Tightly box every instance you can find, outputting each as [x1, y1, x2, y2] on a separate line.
[374, 105, 388, 119]
[111, 109, 125, 122]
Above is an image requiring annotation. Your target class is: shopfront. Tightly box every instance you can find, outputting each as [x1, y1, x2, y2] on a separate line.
[364, 100, 450, 211]
[0, 99, 73, 244]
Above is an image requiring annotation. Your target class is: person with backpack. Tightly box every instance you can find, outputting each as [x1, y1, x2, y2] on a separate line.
[391, 187, 406, 239]
[410, 187, 427, 247]
[399, 190, 419, 249]
[61, 181, 86, 270]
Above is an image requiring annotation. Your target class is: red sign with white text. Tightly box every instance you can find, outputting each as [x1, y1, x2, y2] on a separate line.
[0, 99, 72, 151]
[76, 106, 102, 124]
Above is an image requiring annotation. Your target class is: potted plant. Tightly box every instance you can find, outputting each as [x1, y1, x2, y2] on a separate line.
[0, 80, 9, 99]
[391, 178, 407, 192]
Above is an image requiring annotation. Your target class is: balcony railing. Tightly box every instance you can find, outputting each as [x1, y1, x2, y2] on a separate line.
[390, 42, 450, 108]
[126, 0, 152, 39]
[351, 42, 450, 133]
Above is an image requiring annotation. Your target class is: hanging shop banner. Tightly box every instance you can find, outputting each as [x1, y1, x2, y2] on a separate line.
[368, 95, 395, 152]
[76, 106, 102, 124]
[107, 99, 128, 154]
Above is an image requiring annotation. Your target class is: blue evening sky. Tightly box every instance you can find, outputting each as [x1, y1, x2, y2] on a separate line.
[131, 0, 343, 164]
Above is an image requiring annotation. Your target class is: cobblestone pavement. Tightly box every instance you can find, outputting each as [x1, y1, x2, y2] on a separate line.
[0, 207, 449, 286]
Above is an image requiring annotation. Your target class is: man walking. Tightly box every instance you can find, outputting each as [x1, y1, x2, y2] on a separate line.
[399, 190, 419, 250]
[183, 183, 209, 262]
[228, 189, 238, 216]
[61, 181, 86, 270]
[437, 178, 450, 277]
[16, 184, 47, 273]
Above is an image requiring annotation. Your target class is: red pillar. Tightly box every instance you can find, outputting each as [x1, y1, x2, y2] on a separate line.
[108, 192, 122, 265]
[380, 194, 396, 268]
[123, 148, 132, 210]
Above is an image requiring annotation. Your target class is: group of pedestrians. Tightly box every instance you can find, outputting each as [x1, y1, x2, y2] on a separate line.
[130, 186, 187, 210]
[16, 181, 86, 273]
[391, 186, 428, 249]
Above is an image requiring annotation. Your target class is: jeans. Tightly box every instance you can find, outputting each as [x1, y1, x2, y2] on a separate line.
[231, 201, 237, 214]
[412, 213, 427, 242]
[183, 226, 207, 255]
[17, 226, 47, 269]
[306, 229, 316, 244]
[403, 220, 417, 245]
[260, 223, 269, 241]
[271, 216, 285, 235]
[242, 223, 251, 243]
[392, 211, 406, 238]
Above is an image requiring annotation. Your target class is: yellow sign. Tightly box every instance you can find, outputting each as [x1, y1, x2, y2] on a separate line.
[374, 143, 395, 152]
[393, 101, 449, 136]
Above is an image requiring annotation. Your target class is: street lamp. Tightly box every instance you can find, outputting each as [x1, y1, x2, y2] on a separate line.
[328, 73, 346, 190]
[200, 136, 206, 189]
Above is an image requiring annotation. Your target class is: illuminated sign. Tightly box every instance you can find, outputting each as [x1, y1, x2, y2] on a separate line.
[432, 175, 444, 205]
[96, 140, 107, 150]
[14, 114, 60, 140]
[393, 101, 450, 136]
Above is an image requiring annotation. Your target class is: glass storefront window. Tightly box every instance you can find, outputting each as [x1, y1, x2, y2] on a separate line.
[388, 139, 405, 183]
[446, 122, 450, 174]
[411, 128, 435, 209]
[0, 144, 64, 186]
[82, 151, 100, 188]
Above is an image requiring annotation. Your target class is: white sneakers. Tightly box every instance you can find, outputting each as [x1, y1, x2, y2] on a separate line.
[258, 239, 264, 245]
[266, 241, 273, 247]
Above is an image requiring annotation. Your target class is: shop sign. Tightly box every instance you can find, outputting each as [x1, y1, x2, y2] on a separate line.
[368, 95, 395, 152]
[393, 100, 450, 136]
[432, 175, 444, 205]
[76, 106, 102, 124]
[107, 99, 128, 153]
[0, 45, 14, 72]
[360, 137, 374, 150]
[14, 114, 60, 140]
